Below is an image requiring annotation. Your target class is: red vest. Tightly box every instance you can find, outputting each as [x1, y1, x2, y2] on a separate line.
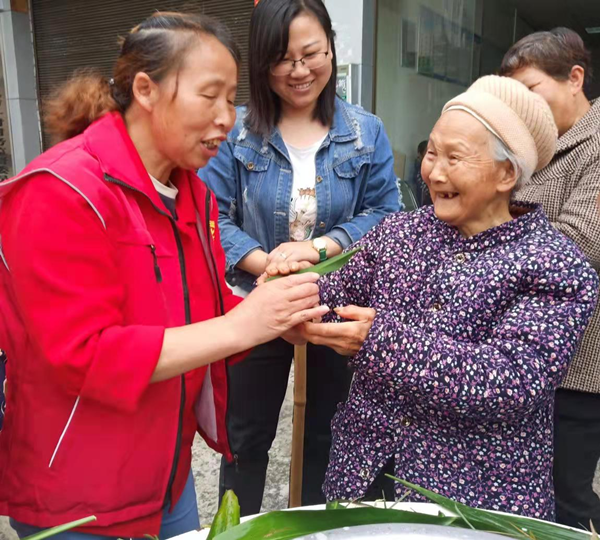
[0, 112, 244, 536]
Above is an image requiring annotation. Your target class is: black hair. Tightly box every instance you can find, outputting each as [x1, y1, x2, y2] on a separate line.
[45, 12, 240, 143]
[246, 0, 337, 136]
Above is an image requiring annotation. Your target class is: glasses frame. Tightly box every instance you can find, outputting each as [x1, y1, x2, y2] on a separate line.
[269, 51, 330, 77]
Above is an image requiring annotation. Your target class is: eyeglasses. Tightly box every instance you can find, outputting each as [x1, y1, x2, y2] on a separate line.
[270, 51, 330, 77]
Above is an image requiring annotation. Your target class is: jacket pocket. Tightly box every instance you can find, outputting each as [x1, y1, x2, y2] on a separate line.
[333, 153, 371, 179]
[233, 146, 271, 172]
[113, 229, 176, 325]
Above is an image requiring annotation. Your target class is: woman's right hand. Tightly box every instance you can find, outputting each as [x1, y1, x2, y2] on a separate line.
[225, 272, 329, 348]
[255, 259, 314, 285]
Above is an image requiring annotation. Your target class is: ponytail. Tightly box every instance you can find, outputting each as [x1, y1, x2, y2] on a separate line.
[43, 69, 118, 145]
[43, 12, 240, 146]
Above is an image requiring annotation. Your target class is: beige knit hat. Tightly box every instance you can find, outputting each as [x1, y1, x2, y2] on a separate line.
[442, 75, 557, 173]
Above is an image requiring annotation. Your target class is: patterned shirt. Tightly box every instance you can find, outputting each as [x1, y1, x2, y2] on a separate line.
[319, 205, 598, 520]
[515, 98, 600, 394]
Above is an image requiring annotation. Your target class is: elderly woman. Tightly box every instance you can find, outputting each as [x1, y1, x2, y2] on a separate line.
[275, 76, 600, 520]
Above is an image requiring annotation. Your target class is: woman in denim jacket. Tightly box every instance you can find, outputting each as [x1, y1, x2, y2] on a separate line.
[199, 0, 399, 515]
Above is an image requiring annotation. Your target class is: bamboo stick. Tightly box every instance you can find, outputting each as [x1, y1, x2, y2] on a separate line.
[289, 344, 307, 508]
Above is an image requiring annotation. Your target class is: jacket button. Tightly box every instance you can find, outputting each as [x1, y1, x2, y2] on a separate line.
[319, 222, 326, 228]
[247, 162, 255, 170]
[400, 417, 412, 427]
[316, 175, 323, 183]
[359, 468, 370, 479]
[455, 252, 466, 263]
[431, 302, 442, 312]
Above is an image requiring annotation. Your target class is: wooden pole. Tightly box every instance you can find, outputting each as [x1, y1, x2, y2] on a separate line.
[289, 344, 307, 508]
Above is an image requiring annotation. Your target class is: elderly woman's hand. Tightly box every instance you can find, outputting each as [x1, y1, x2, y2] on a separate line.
[303, 305, 376, 356]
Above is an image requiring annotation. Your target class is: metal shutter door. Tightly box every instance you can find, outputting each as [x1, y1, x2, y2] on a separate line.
[31, 0, 253, 149]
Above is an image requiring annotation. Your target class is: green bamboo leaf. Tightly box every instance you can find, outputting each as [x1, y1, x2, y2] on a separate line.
[214, 507, 457, 540]
[266, 247, 362, 281]
[207, 490, 240, 540]
[390, 476, 594, 540]
[22, 516, 97, 540]
[325, 500, 342, 510]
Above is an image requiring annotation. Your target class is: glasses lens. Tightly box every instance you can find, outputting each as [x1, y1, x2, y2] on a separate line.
[304, 52, 328, 70]
[270, 52, 328, 76]
[270, 62, 292, 76]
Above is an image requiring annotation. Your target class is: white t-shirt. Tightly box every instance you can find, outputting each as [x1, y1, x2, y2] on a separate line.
[149, 174, 178, 200]
[149, 174, 178, 216]
[284, 136, 326, 242]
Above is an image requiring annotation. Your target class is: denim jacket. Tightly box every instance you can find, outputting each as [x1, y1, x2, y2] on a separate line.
[200, 97, 401, 291]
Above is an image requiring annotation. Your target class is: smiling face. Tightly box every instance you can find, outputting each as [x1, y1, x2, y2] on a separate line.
[267, 12, 333, 117]
[149, 35, 238, 171]
[421, 110, 516, 237]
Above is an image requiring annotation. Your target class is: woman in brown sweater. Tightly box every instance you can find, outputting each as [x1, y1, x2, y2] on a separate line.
[500, 27, 600, 532]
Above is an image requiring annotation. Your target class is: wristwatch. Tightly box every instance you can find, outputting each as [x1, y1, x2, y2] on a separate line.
[312, 237, 328, 263]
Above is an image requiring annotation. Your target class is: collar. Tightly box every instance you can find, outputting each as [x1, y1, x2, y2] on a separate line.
[328, 98, 360, 142]
[84, 112, 198, 222]
[556, 98, 600, 154]
[251, 97, 360, 158]
[432, 202, 547, 252]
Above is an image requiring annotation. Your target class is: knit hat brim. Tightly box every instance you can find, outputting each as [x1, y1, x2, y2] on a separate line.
[442, 76, 557, 173]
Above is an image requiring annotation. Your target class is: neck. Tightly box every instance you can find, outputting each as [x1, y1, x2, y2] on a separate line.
[124, 107, 174, 184]
[279, 101, 318, 126]
[457, 199, 513, 238]
[563, 93, 591, 135]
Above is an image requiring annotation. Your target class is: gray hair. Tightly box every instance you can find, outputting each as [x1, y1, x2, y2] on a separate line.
[488, 132, 533, 188]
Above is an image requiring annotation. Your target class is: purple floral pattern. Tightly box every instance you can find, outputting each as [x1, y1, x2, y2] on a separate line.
[319, 204, 598, 520]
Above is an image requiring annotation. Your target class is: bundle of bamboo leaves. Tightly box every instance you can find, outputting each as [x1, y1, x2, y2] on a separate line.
[207, 478, 598, 540]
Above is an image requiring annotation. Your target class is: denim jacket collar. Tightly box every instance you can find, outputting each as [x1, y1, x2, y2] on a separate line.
[238, 98, 363, 161]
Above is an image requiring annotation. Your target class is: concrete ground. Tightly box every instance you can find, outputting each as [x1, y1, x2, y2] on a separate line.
[1, 371, 599, 539]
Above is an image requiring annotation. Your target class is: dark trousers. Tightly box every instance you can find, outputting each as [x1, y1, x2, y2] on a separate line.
[554, 388, 600, 531]
[220, 338, 354, 516]
[363, 459, 396, 502]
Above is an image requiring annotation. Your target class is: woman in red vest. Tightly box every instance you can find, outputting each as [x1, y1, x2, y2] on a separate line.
[0, 12, 326, 540]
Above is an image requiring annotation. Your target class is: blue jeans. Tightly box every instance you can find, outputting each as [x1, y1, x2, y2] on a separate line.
[10, 470, 200, 540]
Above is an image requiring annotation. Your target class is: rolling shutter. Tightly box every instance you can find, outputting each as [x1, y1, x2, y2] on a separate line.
[31, 0, 253, 149]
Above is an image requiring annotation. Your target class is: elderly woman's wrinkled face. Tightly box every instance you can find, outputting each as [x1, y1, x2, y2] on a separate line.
[421, 110, 515, 237]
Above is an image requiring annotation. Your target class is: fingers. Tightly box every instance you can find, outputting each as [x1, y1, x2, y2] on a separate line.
[287, 294, 322, 313]
[290, 304, 330, 326]
[334, 305, 377, 322]
[267, 247, 286, 264]
[271, 280, 319, 302]
[278, 261, 302, 275]
[301, 322, 344, 349]
[280, 272, 320, 286]
[265, 260, 304, 277]
[303, 320, 353, 338]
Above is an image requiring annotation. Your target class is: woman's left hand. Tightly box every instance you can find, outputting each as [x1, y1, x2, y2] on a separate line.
[302, 305, 376, 356]
[267, 241, 319, 265]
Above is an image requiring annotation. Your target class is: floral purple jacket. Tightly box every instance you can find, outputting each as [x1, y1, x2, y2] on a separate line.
[320, 204, 598, 520]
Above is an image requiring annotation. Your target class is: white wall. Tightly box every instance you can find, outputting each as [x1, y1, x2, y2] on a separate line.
[325, 0, 364, 65]
[375, 0, 478, 180]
